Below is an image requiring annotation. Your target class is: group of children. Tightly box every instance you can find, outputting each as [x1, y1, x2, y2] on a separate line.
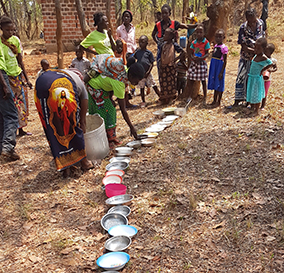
[57, 4, 277, 115]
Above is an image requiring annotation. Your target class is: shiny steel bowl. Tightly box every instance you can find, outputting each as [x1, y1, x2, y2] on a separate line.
[101, 213, 128, 231]
[105, 235, 132, 252]
[108, 205, 131, 217]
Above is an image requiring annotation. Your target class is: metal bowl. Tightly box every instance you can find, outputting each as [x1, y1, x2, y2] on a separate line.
[145, 132, 159, 138]
[105, 235, 132, 252]
[109, 157, 131, 164]
[101, 213, 128, 231]
[145, 125, 165, 133]
[162, 107, 177, 115]
[108, 205, 131, 217]
[126, 140, 141, 149]
[105, 194, 134, 205]
[137, 134, 149, 140]
[174, 107, 186, 117]
[115, 147, 133, 157]
[106, 161, 129, 171]
[96, 252, 130, 271]
[153, 110, 165, 118]
[141, 138, 156, 147]
[102, 271, 119, 273]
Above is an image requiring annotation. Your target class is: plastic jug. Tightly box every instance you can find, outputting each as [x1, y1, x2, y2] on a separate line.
[84, 114, 109, 160]
[180, 36, 186, 48]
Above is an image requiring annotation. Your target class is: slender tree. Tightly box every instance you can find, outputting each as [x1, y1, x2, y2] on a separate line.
[75, 0, 91, 37]
[55, 0, 63, 68]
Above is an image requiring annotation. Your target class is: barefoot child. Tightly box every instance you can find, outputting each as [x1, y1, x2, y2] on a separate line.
[261, 43, 277, 109]
[134, 35, 160, 107]
[208, 29, 228, 106]
[187, 24, 210, 104]
[176, 53, 188, 97]
[246, 37, 273, 115]
[159, 28, 184, 104]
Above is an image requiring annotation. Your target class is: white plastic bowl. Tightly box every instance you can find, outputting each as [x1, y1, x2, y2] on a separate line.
[105, 169, 125, 177]
[102, 175, 122, 186]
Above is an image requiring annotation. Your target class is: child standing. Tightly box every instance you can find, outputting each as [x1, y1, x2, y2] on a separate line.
[134, 35, 160, 107]
[159, 28, 184, 104]
[208, 29, 228, 107]
[176, 53, 188, 97]
[70, 47, 90, 78]
[261, 43, 277, 109]
[188, 24, 210, 104]
[246, 37, 273, 115]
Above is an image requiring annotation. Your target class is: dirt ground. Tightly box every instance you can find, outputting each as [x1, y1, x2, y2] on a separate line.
[1, 22, 284, 273]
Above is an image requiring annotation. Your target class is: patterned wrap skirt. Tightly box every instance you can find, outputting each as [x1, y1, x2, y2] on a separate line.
[235, 58, 251, 101]
[187, 60, 208, 81]
[8, 75, 27, 128]
[86, 85, 117, 141]
[159, 65, 177, 101]
[35, 70, 86, 171]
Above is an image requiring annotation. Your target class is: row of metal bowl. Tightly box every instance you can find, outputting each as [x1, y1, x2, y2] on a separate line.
[98, 113, 181, 271]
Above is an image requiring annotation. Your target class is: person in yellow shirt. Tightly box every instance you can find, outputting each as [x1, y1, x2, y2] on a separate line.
[0, 16, 32, 136]
[0, 41, 19, 161]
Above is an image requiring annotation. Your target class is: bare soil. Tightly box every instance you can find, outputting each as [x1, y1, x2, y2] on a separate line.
[1, 23, 284, 273]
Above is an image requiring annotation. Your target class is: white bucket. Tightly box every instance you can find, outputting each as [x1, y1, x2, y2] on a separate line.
[84, 114, 109, 160]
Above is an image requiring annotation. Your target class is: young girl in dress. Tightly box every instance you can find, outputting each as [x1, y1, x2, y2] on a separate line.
[261, 43, 277, 109]
[208, 29, 228, 107]
[159, 28, 184, 104]
[246, 37, 272, 115]
[187, 24, 210, 104]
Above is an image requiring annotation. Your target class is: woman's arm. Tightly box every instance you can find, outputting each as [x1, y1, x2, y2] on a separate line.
[107, 28, 116, 53]
[79, 44, 98, 56]
[17, 53, 32, 88]
[117, 98, 137, 139]
[152, 26, 158, 44]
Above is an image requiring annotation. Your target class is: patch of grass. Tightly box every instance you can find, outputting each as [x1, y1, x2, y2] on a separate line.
[17, 203, 32, 220]
[85, 198, 98, 208]
[177, 142, 188, 150]
[183, 262, 192, 269]
[51, 236, 74, 252]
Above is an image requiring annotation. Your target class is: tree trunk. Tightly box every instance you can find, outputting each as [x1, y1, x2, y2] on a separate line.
[115, 0, 122, 27]
[182, 0, 188, 23]
[195, 0, 198, 12]
[172, 0, 176, 19]
[55, 0, 63, 69]
[23, 0, 32, 39]
[105, 0, 114, 35]
[75, 0, 91, 38]
[204, 0, 234, 43]
[126, 0, 130, 10]
[0, 0, 8, 16]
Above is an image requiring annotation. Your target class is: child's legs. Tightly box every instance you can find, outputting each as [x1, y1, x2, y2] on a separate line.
[217, 91, 223, 104]
[153, 85, 160, 97]
[140, 88, 145, 103]
[201, 80, 207, 98]
[264, 81, 271, 97]
[177, 78, 182, 95]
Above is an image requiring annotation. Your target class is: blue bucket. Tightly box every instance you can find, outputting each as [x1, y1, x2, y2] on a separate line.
[180, 36, 186, 48]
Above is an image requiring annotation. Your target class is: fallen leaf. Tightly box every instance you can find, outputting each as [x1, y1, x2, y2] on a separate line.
[29, 255, 41, 263]
[213, 220, 226, 229]
[209, 208, 217, 218]
[266, 236, 276, 242]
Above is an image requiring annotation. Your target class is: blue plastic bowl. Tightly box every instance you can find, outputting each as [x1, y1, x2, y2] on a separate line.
[97, 252, 130, 270]
[108, 225, 138, 238]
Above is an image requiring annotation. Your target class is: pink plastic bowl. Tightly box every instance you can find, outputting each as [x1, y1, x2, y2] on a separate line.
[105, 183, 127, 198]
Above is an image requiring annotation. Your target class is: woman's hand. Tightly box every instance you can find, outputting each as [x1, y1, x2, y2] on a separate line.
[130, 125, 137, 139]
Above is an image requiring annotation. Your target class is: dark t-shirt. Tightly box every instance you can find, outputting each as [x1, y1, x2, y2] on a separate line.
[134, 49, 155, 73]
[154, 20, 181, 45]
